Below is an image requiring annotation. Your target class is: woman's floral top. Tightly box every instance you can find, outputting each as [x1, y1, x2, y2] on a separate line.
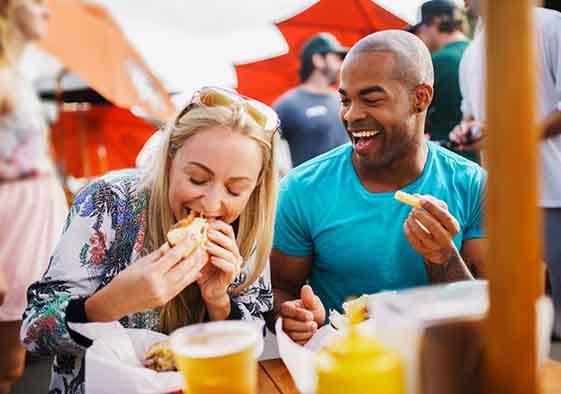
[21, 170, 273, 394]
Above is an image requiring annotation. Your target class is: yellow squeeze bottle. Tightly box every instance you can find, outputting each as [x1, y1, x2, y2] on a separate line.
[315, 303, 404, 394]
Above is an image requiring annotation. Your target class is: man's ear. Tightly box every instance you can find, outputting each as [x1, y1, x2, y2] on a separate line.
[412, 83, 433, 113]
[311, 53, 326, 70]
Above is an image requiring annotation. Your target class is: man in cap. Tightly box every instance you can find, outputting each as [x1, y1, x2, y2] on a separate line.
[273, 33, 349, 167]
[411, 0, 476, 162]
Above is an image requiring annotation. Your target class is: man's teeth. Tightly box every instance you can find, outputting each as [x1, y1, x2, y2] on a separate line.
[351, 130, 381, 138]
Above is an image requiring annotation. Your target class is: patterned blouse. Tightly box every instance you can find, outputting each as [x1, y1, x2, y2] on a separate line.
[21, 170, 273, 394]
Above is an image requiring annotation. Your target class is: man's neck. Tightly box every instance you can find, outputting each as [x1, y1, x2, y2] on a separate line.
[300, 72, 333, 95]
[352, 139, 429, 193]
[437, 32, 468, 50]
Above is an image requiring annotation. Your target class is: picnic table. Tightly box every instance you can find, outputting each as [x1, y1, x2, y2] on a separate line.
[257, 358, 561, 394]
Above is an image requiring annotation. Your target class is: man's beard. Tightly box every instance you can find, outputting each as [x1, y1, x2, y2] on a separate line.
[321, 66, 339, 85]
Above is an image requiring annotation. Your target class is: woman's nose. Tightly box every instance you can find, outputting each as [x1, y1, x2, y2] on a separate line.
[200, 185, 224, 215]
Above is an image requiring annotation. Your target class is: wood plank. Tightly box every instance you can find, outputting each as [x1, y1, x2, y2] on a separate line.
[482, 0, 541, 393]
[541, 360, 561, 394]
[258, 362, 282, 394]
[260, 359, 299, 394]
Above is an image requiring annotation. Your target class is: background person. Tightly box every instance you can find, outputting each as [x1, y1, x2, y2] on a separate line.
[0, 1, 68, 393]
[273, 32, 349, 167]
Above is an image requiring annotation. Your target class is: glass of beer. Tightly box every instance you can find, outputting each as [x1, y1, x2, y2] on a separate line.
[170, 320, 263, 394]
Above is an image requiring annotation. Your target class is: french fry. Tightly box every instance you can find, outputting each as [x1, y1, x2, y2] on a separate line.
[394, 190, 422, 208]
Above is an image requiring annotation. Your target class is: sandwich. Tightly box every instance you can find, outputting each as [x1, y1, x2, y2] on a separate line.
[163, 211, 209, 257]
[143, 340, 176, 372]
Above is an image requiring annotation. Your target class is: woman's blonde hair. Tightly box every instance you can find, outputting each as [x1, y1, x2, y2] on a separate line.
[138, 100, 277, 334]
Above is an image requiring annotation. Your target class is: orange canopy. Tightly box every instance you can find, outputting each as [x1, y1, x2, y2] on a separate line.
[236, 0, 406, 105]
[39, 0, 175, 122]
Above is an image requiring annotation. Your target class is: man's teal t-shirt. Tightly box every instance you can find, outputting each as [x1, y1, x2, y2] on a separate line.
[273, 142, 486, 315]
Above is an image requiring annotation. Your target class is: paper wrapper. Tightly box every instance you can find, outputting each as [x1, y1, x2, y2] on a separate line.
[276, 280, 554, 394]
[69, 322, 183, 394]
[69, 320, 266, 394]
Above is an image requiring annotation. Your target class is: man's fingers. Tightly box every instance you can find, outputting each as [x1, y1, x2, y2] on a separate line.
[283, 317, 317, 332]
[301, 285, 319, 310]
[404, 221, 428, 253]
[280, 301, 314, 322]
[288, 330, 315, 342]
[412, 210, 451, 246]
[407, 216, 440, 249]
[418, 199, 459, 236]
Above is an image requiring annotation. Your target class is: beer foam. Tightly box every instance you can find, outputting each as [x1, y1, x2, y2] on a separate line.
[170, 322, 258, 359]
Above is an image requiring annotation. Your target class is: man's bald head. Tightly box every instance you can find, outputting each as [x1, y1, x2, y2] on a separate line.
[346, 30, 434, 90]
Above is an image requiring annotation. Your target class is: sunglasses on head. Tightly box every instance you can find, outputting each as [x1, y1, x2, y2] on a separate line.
[176, 86, 280, 134]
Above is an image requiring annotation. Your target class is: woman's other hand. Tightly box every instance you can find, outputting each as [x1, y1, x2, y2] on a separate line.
[197, 220, 242, 320]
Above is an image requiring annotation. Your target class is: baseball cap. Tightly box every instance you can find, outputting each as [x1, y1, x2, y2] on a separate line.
[299, 33, 348, 62]
[417, 0, 459, 26]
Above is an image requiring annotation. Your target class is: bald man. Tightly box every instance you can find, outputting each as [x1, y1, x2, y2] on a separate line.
[270, 30, 486, 344]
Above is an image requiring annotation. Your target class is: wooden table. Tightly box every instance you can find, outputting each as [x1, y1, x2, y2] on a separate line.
[258, 359, 298, 394]
[258, 358, 561, 394]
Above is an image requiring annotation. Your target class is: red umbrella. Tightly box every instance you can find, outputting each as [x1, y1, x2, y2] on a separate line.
[235, 0, 406, 105]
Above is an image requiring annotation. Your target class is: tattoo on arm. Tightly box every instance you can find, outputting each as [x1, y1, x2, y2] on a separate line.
[424, 248, 474, 283]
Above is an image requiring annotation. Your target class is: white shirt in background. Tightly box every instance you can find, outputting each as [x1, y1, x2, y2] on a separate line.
[459, 8, 561, 207]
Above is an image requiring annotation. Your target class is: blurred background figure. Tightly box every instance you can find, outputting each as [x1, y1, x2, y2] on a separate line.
[273, 33, 349, 168]
[450, 0, 561, 337]
[411, 0, 477, 162]
[0, 0, 68, 393]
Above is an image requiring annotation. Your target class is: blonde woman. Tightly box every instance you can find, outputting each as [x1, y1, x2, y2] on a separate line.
[0, 1, 68, 393]
[21, 87, 278, 394]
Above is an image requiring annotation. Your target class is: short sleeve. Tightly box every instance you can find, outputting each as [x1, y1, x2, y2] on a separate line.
[273, 174, 313, 256]
[463, 168, 487, 240]
[273, 100, 293, 142]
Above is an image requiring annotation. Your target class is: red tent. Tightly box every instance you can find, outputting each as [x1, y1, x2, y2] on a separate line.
[51, 105, 156, 178]
[236, 0, 406, 105]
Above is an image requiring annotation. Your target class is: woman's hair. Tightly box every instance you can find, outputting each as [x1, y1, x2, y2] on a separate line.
[0, 1, 18, 113]
[138, 100, 277, 334]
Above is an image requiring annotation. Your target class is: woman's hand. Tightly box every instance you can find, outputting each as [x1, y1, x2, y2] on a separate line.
[197, 220, 242, 320]
[85, 238, 208, 322]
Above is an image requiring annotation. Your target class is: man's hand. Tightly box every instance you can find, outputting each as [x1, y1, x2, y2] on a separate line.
[403, 196, 460, 264]
[404, 196, 474, 282]
[449, 118, 486, 151]
[280, 285, 325, 345]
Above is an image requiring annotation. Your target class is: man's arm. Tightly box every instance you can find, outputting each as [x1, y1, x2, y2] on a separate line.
[423, 238, 486, 283]
[267, 248, 313, 332]
[461, 238, 486, 278]
[542, 109, 561, 139]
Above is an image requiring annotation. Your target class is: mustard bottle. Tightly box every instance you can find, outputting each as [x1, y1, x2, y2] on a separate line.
[315, 303, 404, 394]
